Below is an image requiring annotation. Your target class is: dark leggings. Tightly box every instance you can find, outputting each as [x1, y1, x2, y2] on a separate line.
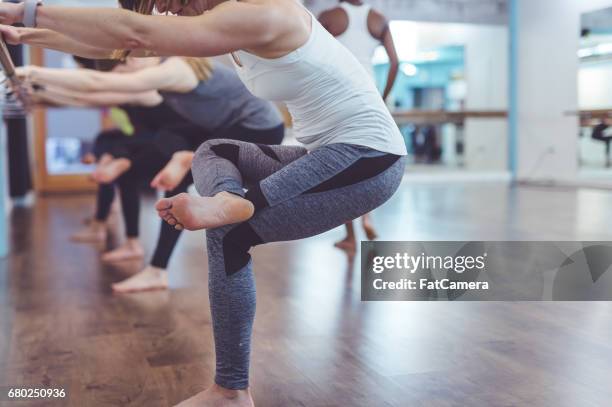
[92, 129, 127, 223]
[95, 184, 116, 222]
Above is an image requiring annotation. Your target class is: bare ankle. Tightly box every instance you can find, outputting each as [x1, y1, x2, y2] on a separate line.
[126, 238, 142, 250]
[173, 151, 194, 166]
[211, 384, 250, 399]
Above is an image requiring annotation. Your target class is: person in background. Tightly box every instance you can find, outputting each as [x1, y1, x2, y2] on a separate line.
[319, 0, 400, 254]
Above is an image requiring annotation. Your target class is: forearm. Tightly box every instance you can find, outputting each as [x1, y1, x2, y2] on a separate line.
[29, 67, 102, 92]
[33, 3, 268, 58]
[30, 67, 158, 93]
[382, 63, 398, 102]
[35, 7, 147, 53]
[17, 27, 113, 59]
[39, 85, 159, 107]
[32, 89, 90, 108]
[36, 7, 205, 57]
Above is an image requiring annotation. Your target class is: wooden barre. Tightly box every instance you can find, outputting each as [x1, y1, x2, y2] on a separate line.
[392, 110, 507, 125]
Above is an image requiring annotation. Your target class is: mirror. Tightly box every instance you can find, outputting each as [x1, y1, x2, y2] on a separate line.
[374, 21, 507, 172]
[578, 7, 612, 172]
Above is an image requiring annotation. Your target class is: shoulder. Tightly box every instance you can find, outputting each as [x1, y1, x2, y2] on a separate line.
[318, 7, 349, 36]
[319, 7, 346, 20]
[367, 8, 389, 40]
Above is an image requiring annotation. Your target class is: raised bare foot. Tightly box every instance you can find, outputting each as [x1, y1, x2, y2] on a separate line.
[334, 237, 357, 254]
[175, 384, 254, 407]
[156, 192, 254, 231]
[112, 265, 168, 293]
[92, 158, 131, 184]
[71, 221, 107, 243]
[151, 151, 194, 191]
[101, 239, 144, 263]
[361, 213, 378, 241]
[99, 153, 114, 166]
[81, 153, 97, 165]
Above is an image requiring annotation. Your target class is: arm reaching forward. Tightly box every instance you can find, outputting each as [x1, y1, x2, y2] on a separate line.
[20, 58, 196, 94]
[0, 2, 284, 58]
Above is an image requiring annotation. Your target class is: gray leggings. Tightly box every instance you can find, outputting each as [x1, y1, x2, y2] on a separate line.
[192, 139, 406, 389]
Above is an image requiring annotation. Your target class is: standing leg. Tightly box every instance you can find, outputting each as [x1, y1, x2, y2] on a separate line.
[361, 212, 378, 241]
[334, 221, 357, 254]
[101, 144, 168, 263]
[112, 174, 192, 293]
[71, 184, 116, 243]
[163, 141, 405, 406]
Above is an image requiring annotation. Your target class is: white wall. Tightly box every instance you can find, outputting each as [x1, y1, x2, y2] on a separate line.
[579, 62, 612, 108]
[463, 27, 508, 171]
[516, 0, 612, 182]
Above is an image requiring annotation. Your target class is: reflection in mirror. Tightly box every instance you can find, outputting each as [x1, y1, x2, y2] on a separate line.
[579, 7, 612, 170]
[373, 21, 507, 171]
[43, 50, 103, 175]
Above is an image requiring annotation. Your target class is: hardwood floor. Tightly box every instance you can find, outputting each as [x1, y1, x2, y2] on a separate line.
[1, 183, 612, 406]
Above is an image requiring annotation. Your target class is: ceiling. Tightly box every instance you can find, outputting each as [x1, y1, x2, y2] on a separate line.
[45, 0, 509, 25]
[305, 0, 508, 25]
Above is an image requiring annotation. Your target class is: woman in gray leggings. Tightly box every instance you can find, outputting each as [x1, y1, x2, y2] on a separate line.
[0, 0, 408, 405]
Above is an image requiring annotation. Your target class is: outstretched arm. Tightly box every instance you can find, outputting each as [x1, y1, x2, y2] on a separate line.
[34, 85, 162, 108]
[381, 25, 399, 102]
[369, 10, 399, 102]
[0, 25, 113, 59]
[21, 58, 195, 94]
[0, 2, 281, 58]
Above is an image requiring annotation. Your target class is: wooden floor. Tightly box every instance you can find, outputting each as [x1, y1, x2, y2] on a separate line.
[1, 183, 612, 406]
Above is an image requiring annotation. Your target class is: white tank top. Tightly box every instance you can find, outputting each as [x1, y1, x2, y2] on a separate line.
[231, 10, 407, 156]
[336, 3, 380, 78]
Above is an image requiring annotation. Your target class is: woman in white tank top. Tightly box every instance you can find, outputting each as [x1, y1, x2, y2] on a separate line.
[335, 2, 380, 77]
[319, 0, 402, 254]
[0, 1, 407, 405]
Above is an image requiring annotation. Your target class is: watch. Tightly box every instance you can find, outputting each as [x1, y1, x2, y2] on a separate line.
[23, 0, 43, 28]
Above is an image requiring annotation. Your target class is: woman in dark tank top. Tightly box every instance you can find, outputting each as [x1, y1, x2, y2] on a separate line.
[24, 55, 285, 294]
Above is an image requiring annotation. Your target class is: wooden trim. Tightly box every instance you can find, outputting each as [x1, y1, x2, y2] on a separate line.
[29, 46, 100, 194]
[392, 110, 508, 125]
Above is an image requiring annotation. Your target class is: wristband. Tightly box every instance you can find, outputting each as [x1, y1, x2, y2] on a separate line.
[23, 0, 42, 28]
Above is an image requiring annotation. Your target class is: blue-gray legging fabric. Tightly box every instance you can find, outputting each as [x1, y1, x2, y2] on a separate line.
[191, 140, 406, 389]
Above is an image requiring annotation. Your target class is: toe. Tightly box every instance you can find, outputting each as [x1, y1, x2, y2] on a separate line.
[155, 198, 173, 211]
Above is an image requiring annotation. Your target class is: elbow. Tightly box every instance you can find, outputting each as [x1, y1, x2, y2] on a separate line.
[115, 12, 153, 52]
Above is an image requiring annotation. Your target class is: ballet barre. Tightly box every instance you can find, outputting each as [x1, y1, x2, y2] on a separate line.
[392, 110, 507, 126]
[0, 34, 28, 118]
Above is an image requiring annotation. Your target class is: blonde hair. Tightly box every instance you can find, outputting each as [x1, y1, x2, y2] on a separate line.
[182, 57, 213, 81]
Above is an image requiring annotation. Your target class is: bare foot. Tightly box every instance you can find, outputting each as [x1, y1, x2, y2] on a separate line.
[71, 221, 107, 243]
[334, 237, 357, 254]
[92, 158, 131, 184]
[361, 213, 378, 240]
[101, 239, 144, 263]
[151, 151, 194, 191]
[112, 266, 168, 293]
[82, 153, 96, 165]
[156, 192, 254, 231]
[99, 153, 114, 166]
[175, 384, 254, 407]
